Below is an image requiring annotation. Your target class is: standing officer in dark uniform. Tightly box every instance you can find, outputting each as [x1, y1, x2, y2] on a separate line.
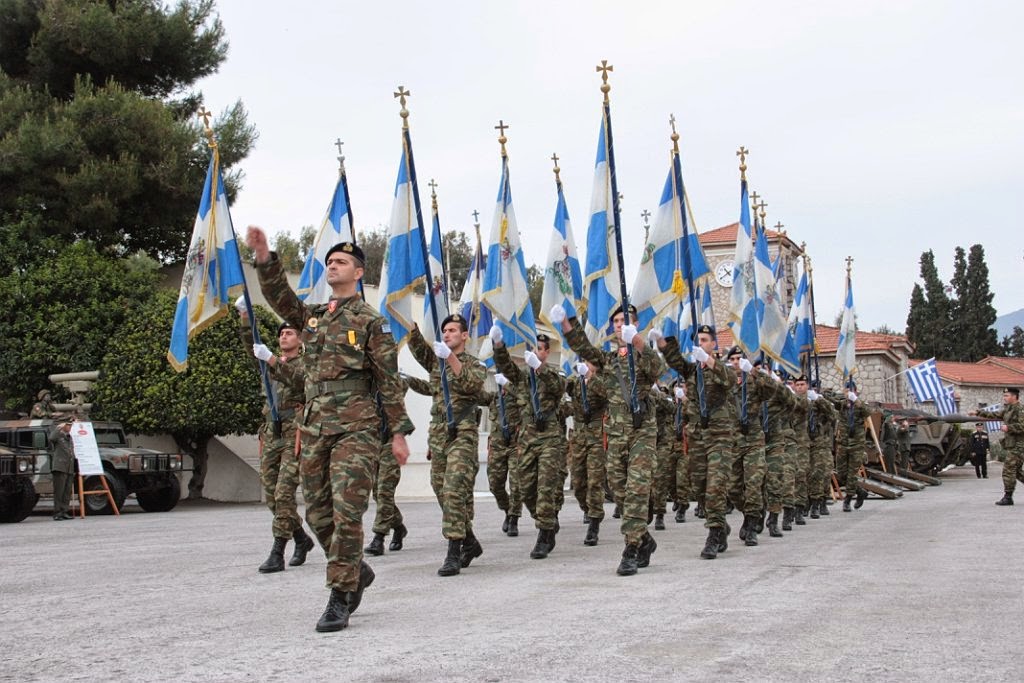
[47, 417, 75, 520]
[969, 422, 990, 479]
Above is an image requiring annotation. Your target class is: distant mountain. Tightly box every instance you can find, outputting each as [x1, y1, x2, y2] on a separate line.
[994, 308, 1024, 339]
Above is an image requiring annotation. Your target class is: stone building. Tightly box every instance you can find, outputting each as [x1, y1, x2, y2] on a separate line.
[906, 357, 1024, 416]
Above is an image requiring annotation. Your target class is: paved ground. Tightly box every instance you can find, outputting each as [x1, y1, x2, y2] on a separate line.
[2, 464, 1022, 682]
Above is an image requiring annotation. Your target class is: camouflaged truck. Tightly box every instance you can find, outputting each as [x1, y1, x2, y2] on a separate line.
[0, 445, 40, 523]
[0, 418, 186, 516]
[866, 407, 974, 475]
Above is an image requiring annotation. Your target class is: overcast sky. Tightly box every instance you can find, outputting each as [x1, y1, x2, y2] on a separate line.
[196, 0, 1023, 333]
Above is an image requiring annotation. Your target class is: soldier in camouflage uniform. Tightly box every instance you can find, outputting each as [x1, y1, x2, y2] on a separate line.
[481, 375, 524, 537]
[651, 385, 676, 531]
[670, 384, 691, 523]
[762, 366, 796, 537]
[409, 314, 487, 576]
[787, 376, 813, 527]
[365, 374, 431, 556]
[555, 303, 663, 576]
[31, 390, 59, 419]
[724, 347, 768, 547]
[239, 307, 317, 574]
[566, 359, 608, 545]
[248, 228, 413, 633]
[972, 387, 1024, 506]
[833, 380, 871, 512]
[491, 329, 566, 560]
[807, 381, 837, 518]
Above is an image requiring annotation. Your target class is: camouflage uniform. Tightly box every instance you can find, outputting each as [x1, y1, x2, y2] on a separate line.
[408, 327, 486, 541]
[493, 345, 566, 533]
[727, 371, 769, 517]
[564, 318, 664, 546]
[833, 395, 871, 497]
[31, 394, 56, 419]
[976, 402, 1024, 497]
[566, 374, 608, 521]
[257, 253, 413, 592]
[47, 423, 75, 518]
[671, 395, 692, 515]
[808, 395, 838, 509]
[762, 379, 797, 514]
[896, 422, 912, 470]
[482, 383, 523, 520]
[651, 388, 676, 517]
[787, 393, 812, 511]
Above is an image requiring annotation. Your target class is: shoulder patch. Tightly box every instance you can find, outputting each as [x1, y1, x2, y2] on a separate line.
[381, 322, 392, 334]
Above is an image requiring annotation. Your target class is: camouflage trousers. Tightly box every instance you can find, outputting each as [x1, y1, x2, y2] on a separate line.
[788, 439, 811, 508]
[763, 431, 788, 513]
[260, 423, 302, 539]
[487, 430, 521, 516]
[671, 435, 691, 509]
[570, 422, 606, 520]
[686, 426, 707, 507]
[517, 431, 563, 531]
[651, 438, 676, 515]
[808, 437, 833, 503]
[299, 427, 379, 592]
[370, 440, 403, 535]
[429, 421, 479, 541]
[605, 420, 657, 544]
[728, 431, 766, 515]
[780, 433, 798, 508]
[556, 434, 568, 513]
[834, 434, 863, 496]
[1001, 446, 1024, 494]
[701, 421, 737, 529]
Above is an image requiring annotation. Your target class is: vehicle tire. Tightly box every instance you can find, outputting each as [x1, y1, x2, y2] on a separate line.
[0, 478, 38, 523]
[136, 476, 181, 513]
[83, 470, 128, 515]
[910, 447, 939, 475]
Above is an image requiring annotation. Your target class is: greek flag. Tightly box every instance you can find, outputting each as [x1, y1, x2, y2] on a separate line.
[458, 226, 494, 359]
[379, 142, 426, 349]
[754, 222, 801, 374]
[834, 269, 857, 378]
[935, 384, 958, 416]
[297, 169, 353, 304]
[482, 154, 537, 349]
[727, 179, 759, 356]
[423, 193, 451, 343]
[981, 403, 1003, 432]
[787, 270, 813, 356]
[540, 174, 583, 370]
[168, 149, 245, 372]
[906, 358, 943, 402]
[582, 115, 620, 345]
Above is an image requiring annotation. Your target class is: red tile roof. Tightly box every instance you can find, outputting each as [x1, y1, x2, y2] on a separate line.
[698, 222, 789, 246]
[711, 324, 907, 355]
[909, 358, 1024, 386]
[977, 356, 1024, 376]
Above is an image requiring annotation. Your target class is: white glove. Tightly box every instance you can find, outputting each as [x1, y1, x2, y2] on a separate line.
[575, 362, 589, 377]
[549, 304, 566, 325]
[488, 324, 503, 345]
[739, 358, 753, 373]
[786, 384, 795, 394]
[433, 341, 451, 360]
[772, 372, 782, 383]
[674, 387, 685, 400]
[234, 295, 247, 313]
[494, 373, 509, 387]
[524, 351, 542, 370]
[693, 347, 710, 363]
[647, 329, 663, 345]
[808, 389, 820, 401]
[847, 391, 858, 402]
[253, 343, 273, 362]
[621, 324, 638, 344]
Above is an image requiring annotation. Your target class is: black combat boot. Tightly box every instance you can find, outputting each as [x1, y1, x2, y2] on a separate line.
[290, 527, 316, 566]
[782, 507, 794, 531]
[738, 515, 750, 541]
[794, 506, 806, 525]
[809, 500, 821, 519]
[364, 532, 386, 556]
[654, 513, 665, 531]
[584, 518, 600, 546]
[854, 487, 868, 509]
[842, 494, 853, 512]
[617, 543, 640, 576]
[258, 537, 288, 574]
[995, 493, 1014, 506]
[718, 523, 730, 553]
[767, 511, 783, 537]
[819, 499, 831, 516]
[695, 503, 706, 519]
[502, 513, 510, 534]
[460, 532, 483, 568]
[744, 515, 760, 546]
[637, 532, 657, 568]
[315, 588, 351, 632]
[612, 504, 621, 519]
[530, 529, 554, 559]
[507, 515, 519, 537]
[389, 523, 407, 551]
[437, 539, 463, 576]
[675, 505, 687, 523]
[700, 528, 721, 560]
[347, 560, 375, 614]
[583, 513, 590, 524]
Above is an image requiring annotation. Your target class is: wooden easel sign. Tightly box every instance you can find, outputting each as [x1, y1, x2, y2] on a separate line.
[70, 421, 120, 518]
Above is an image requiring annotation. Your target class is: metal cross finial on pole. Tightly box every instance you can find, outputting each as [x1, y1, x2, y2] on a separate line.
[669, 113, 681, 153]
[429, 178, 438, 210]
[736, 146, 749, 182]
[757, 200, 767, 225]
[394, 86, 411, 128]
[495, 119, 510, 157]
[596, 60, 613, 101]
[551, 152, 561, 184]
[334, 138, 346, 174]
[197, 106, 216, 148]
[471, 209, 480, 225]
[641, 209, 652, 242]
[845, 255, 854, 273]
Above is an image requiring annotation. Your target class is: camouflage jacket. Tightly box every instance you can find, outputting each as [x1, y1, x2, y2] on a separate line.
[790, 393, 812, 447]
[660, 337, 735, 429]
[564, 317, 665, 431]
[493, 344, 565, 436]
[408, 327, 486, 426]
[810, 394, 838, 443]
[401, 374, 433, 397]
[896, 424, 912, 451]
[732, 369, 772, 438]
[762, 377, 798, 439]
[977, 402, 1024, 449]
[480, 383, 523, 442]
[237, 323, 305, 427]
[256, 252, 413, 437]
[565, 373, 608, 426]
[832, 397, 871, 440]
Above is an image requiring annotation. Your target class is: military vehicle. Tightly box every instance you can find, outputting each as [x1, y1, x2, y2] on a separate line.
[868, 408, 974, 476]
[0, 418, 186, 515]
[0, 445, 40, 523]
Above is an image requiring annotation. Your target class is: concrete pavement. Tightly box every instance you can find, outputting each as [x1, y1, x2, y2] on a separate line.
[2, 464, 1021, 682]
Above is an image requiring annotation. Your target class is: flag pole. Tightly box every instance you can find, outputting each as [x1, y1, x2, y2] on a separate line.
[394, 86, 455, 437]
[597, 60, 642, 423]
[803, 244, 821, 388]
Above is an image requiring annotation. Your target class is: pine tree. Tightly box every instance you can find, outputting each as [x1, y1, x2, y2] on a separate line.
[905, 250, 953, 359]
[950, 244, 1000, 361]
[1002, 327, 1024, 357]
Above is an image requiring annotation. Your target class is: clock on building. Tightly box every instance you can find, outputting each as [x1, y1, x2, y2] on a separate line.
[714, 259, 734, 287]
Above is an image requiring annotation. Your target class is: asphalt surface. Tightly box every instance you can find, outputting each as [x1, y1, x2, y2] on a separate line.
[2, 464, 1022, 682]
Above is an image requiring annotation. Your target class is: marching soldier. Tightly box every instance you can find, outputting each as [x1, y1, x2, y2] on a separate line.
[807, 381, 837, 518]
[972, 388, 1024, 505]
[788, 376, 813, 526]
[760, 363, 795, 537]
[482, 373, 524, 537]
[566, 359, 608, 545]
[724, 347, 768, 547]
[833, 380, 871, 512]
[651, 384, 675, 531]
[670, 383, 691, 523]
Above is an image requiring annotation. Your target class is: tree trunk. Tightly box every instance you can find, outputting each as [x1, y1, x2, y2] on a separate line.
[173, 434, 210, 500]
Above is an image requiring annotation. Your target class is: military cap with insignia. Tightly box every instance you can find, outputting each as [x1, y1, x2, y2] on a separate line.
[725, 345, 744, 358]
[536, 333, 551, 344]
[794, 375, 808, 383]
[693, 323, 717, 340]
[1006, 387, 1020, 397]
[441, 312, 468, 331]
[277, 321, 299, 336]
[324, 241, 365, 265]
[610, 303, 638, 320]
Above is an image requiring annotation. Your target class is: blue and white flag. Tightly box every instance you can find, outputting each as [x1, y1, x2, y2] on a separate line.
[906, 357, 943, 403]
[168, 150, 245, 371]
[379, 143, 427, 349]
[980, 403, 1003, 432]
[787, 270, 813, 356]
[540, 175, 583, 368]
[458, 226, 494, 359]
[727, 179, 760, 356]
[754, 223, 801, 374]
[482, 154, 537, 349]
[423, 192, 451, 343]
[582, 115, 620, 346]
[935, 384, 958, 416]
[297, 170, 354, 304]
[834, 268, 858, 378]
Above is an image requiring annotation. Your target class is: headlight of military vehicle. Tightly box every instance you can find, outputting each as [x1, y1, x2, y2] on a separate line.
[169, 456, 181, 470]
[17, 458, 29, 473]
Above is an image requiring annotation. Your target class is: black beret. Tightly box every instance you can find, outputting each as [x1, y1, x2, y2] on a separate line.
[610, 303, 638, 320]
[536, 333, 551, 344]
[794, 375, 808, 383]
[441, 313, 467, 331]
[324, 241, 365, 265]
[277, 321, 298, 335]
[725, 345, 744, 358]
[694, 323, 717, 339]
[1006, 387, 1020, 397]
